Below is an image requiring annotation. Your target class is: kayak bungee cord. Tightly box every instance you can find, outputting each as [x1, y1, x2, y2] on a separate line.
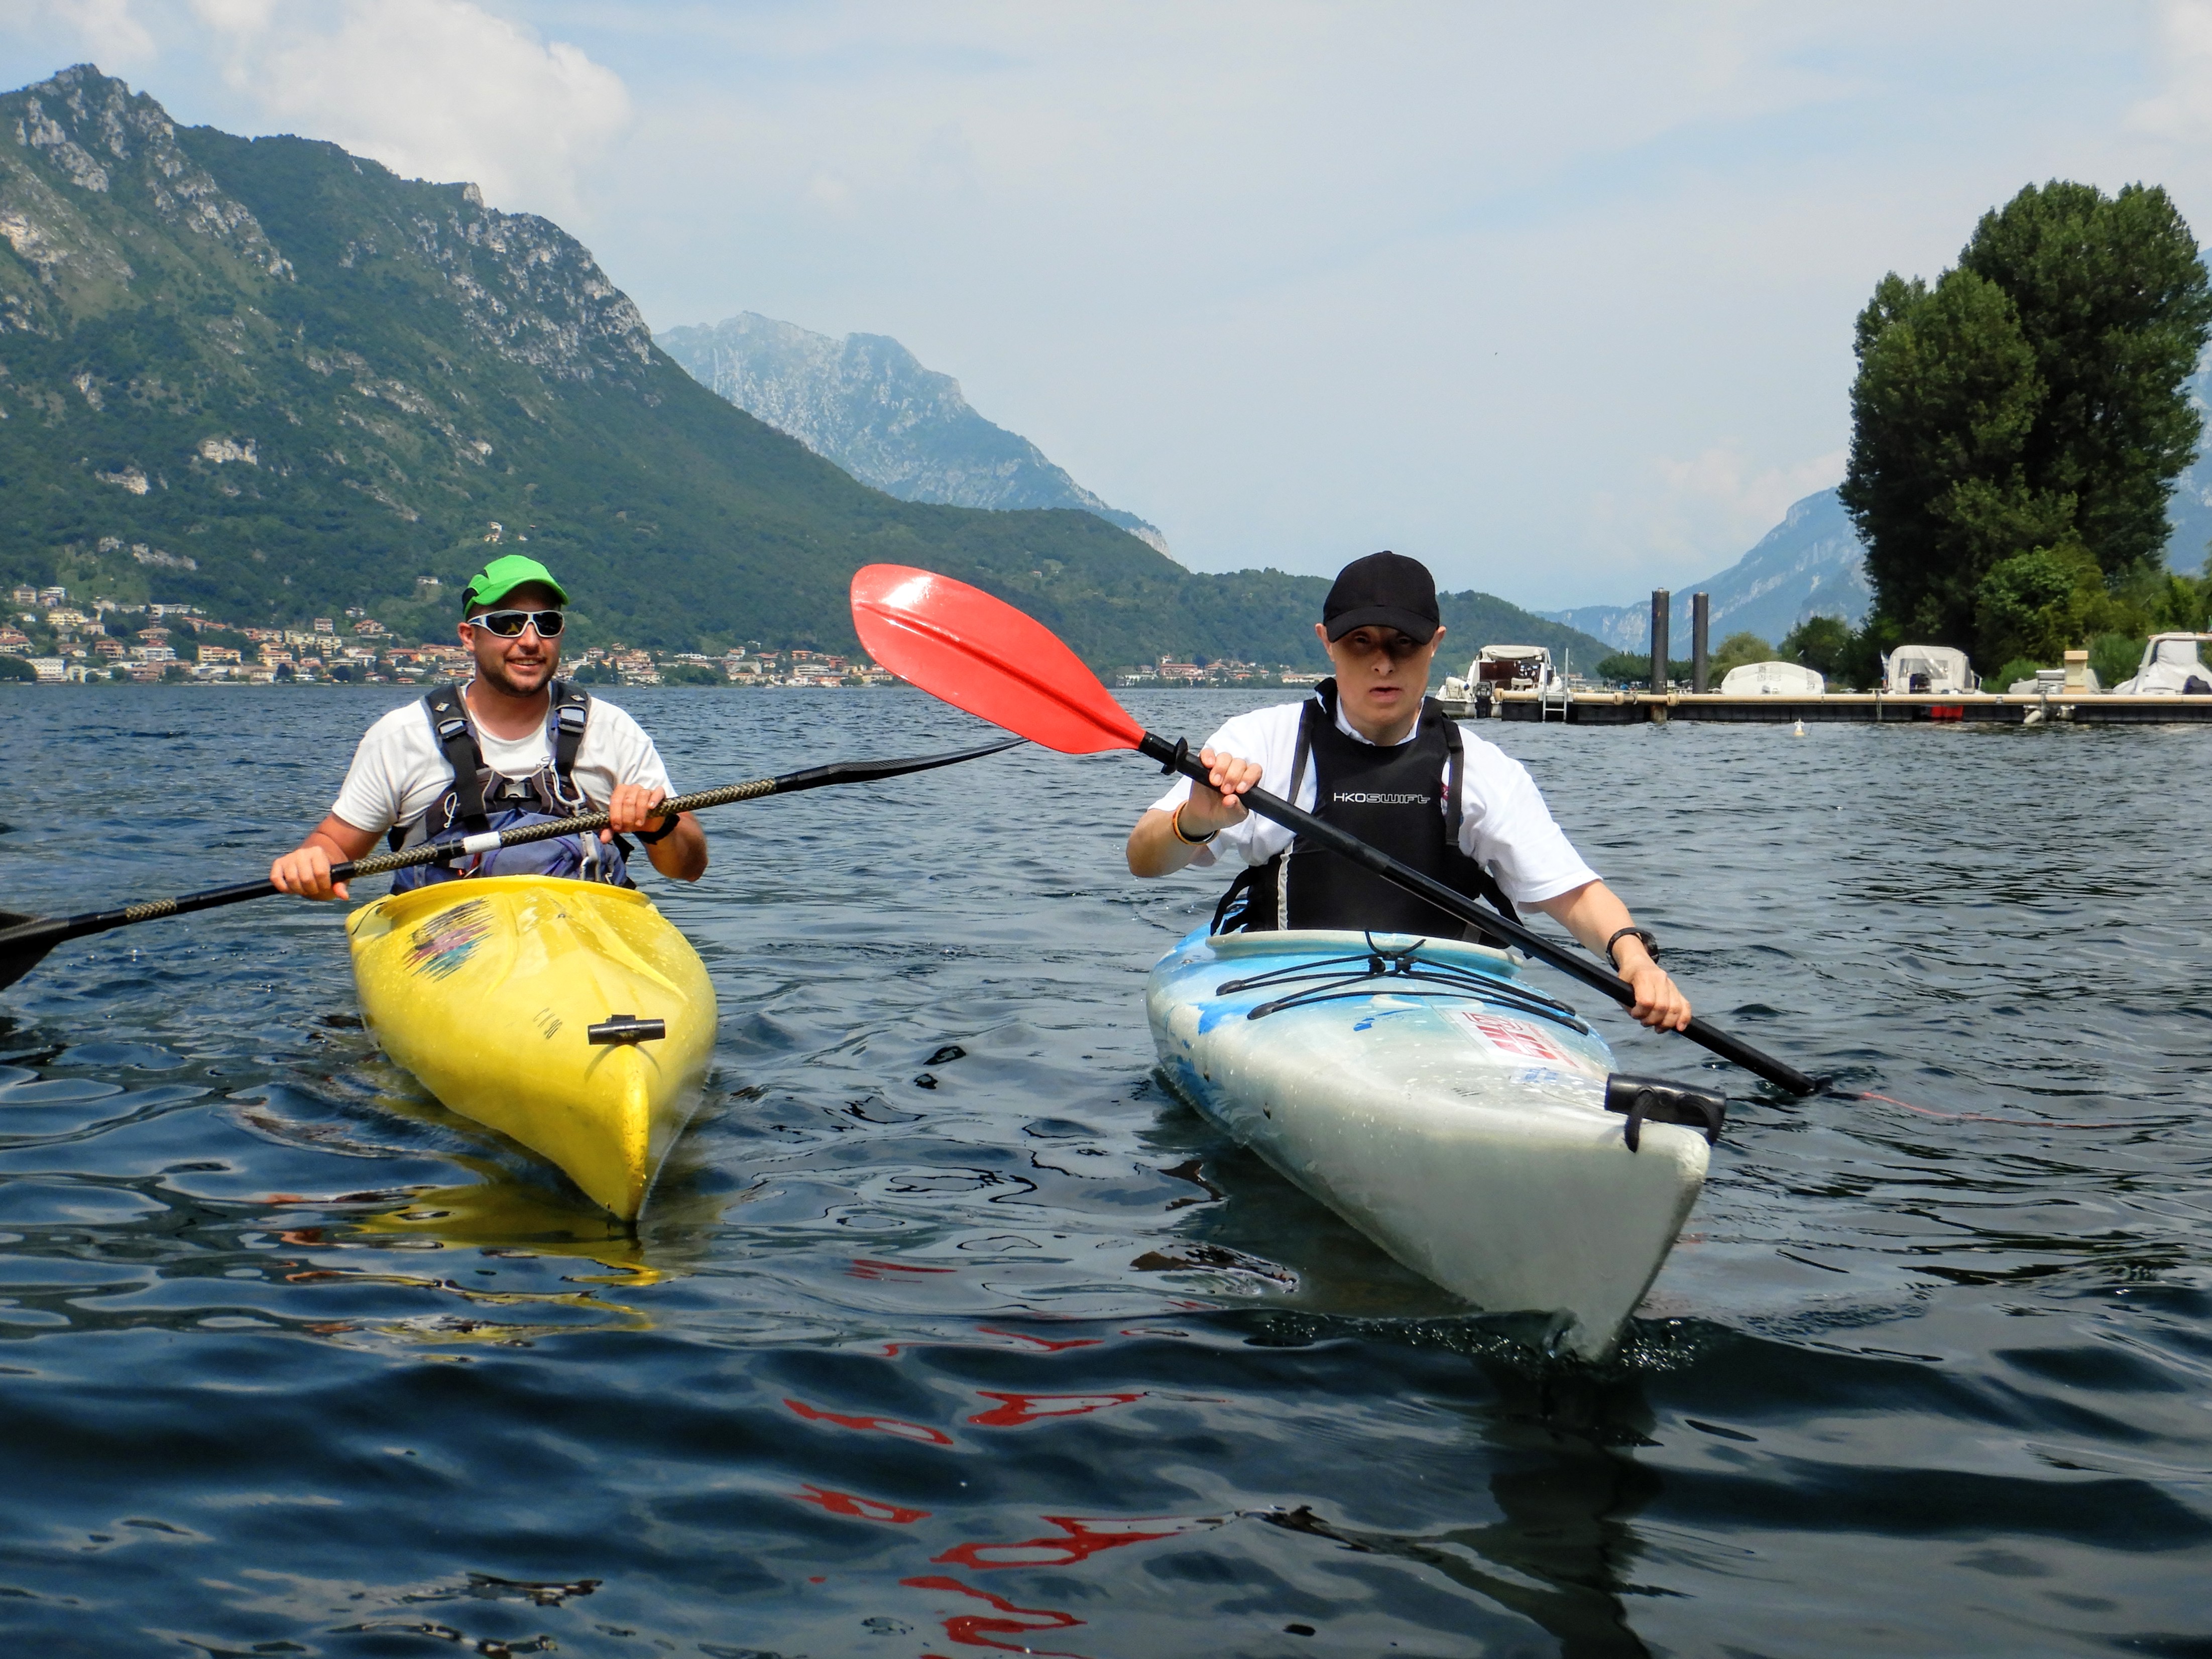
[0, 736, 1024, 993]
[1216, 936, 1592, 1034]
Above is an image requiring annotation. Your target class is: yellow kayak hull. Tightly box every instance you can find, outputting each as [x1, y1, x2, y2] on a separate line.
[347, 875, 717, 1219]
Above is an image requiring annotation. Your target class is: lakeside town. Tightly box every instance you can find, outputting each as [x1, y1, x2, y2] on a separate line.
[1, 582, 1324, 690]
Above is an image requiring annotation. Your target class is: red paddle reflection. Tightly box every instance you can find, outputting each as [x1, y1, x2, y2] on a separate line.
[967, 1391, 1142, 1428]
[783, 1397, 955, 1447]
[934, 1513, 1209, 1570]
[900, 1575, 1086, 1656]
[849, 1258, 958, 1281]
[973, 1326, 1101, 1353]
[792, 1484, 929, 1524]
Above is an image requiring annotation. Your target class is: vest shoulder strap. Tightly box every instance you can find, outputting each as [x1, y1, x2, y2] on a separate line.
[1428, 700, 1518, 923]
[548, 678, 590, 784]
[423, 681, 492, 833]
[1288, 689, 1325, 805]
[1431, 696, 1466, 845]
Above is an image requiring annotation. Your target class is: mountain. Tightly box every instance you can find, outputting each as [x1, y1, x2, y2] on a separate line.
[0, 64, 1592, 672]
[658, 312, 1168, 552]
[1550, 490, 1874, 651]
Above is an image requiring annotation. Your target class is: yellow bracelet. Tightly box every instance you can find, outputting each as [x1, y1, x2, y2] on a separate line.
[1171, 803, 1217, 845]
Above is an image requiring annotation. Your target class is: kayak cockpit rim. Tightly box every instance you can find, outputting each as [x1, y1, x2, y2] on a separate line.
[1175, 926, 1523, 973]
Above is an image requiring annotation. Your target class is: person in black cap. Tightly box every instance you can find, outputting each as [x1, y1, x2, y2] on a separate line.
[1126, 550, 1689, 1030]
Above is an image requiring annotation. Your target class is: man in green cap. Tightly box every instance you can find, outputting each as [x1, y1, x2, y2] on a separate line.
[270, 553, 708, 900]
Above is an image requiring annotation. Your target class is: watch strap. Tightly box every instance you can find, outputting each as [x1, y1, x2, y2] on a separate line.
[1605, 925, 1658, 968]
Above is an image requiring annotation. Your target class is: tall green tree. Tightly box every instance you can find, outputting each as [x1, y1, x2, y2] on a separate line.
[1839, 181, 2212, 663]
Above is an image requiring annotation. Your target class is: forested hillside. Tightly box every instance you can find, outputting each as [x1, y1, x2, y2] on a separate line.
[0, 65, 1600, 669]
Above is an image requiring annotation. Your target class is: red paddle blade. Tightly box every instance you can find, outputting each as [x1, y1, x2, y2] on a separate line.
[851, 564, 1144, 755]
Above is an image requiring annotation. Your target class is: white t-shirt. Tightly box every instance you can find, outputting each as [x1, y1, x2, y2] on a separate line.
[331, 687, 675, 837]
[1148, 697, 1598, 907]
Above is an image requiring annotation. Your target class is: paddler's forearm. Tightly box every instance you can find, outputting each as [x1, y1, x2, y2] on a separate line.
[1534, 880, 1641, 962]
[1127, 808, 1211, 877]
[643, 814, 708, 882]
[1534, 879, 1690, 1030]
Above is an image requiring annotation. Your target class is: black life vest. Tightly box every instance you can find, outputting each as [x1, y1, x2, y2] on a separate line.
[1211, 679, 1517, 942]
[386, 679, 632, 892]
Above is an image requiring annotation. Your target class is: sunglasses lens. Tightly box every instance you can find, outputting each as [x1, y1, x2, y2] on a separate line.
[476, 610, 563, 637]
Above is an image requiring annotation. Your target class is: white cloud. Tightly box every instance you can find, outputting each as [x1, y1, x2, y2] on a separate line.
[2131, 0, 2212, 140]
[1650, 444, 1849, 556]
[193, 0, 629, 219]
[20, 0, 153, 66]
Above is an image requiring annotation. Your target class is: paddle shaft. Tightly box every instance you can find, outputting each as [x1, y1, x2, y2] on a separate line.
[0, 739, 1021, 971]
[1139, 733, 1823, 1096]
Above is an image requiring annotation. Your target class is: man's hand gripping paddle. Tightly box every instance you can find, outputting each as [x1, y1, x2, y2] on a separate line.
[0, 737, 1023, 993]
[850, 563, 1824, 1098]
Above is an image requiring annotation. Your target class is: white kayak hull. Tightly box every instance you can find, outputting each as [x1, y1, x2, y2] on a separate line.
[1145, 927, 1709, 1358]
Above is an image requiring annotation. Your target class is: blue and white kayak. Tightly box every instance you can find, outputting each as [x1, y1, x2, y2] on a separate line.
[1145, 927, 1711, 1359]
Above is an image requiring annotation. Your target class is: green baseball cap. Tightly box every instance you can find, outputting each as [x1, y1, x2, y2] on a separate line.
[460, 553, 569, 612]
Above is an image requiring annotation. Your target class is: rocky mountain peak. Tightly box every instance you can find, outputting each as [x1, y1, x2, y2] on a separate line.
[7, 64, 289, 288]
[659, 311, 1169, 550]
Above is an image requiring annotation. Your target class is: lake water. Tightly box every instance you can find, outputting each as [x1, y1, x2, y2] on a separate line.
[0, 684, 2207, 1657]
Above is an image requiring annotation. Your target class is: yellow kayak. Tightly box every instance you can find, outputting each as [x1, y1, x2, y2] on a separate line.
[347, 875, 717, 1219]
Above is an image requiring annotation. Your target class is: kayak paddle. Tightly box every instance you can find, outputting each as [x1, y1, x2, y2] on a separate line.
[849, 563, 1824, 1097]
[0, 736, 1024, 993]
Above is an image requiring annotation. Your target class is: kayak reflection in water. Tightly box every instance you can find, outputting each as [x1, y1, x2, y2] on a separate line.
[1124, 550, 1689, 1031]
[269, 553, 710, 901]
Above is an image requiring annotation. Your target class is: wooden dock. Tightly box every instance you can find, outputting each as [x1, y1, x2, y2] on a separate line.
[1485, 689, 2212, 725]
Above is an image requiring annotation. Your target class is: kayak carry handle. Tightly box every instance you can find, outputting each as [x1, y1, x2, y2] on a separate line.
[588, 1014, 666, 1046]
[1604, 1073, 1727, 1152]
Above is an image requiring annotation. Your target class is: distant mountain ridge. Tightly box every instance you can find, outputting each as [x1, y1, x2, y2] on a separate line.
[658, 312, 1168, 551]
[1550, 490, 1873, 651]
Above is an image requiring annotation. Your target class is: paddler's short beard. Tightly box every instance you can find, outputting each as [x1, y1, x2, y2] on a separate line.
[475, 641, 557, 698]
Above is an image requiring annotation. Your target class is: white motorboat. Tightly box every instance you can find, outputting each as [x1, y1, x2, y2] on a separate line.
[1882, 645, 1978, 694]
[1437, 645, 1557, 716]
[1719, 660, 1825, 695]
[2112, 633, 2212, 695]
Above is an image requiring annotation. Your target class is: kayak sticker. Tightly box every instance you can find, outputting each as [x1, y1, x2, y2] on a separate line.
[1448, 1010, 1567, 1062]
[404, 899, 494, 982]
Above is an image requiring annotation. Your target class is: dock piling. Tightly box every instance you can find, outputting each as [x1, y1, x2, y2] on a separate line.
[1649, 590, 1670, 716]
[1691, 591, 1710, 694]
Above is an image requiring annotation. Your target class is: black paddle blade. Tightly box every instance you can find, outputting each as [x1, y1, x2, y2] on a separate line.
[0, 910, 60, 994]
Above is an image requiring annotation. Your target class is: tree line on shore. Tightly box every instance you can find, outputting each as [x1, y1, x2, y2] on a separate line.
[1592, 180, 2212, 693]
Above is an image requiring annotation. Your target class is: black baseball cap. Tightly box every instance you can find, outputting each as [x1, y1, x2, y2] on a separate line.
[1322, 551, 1440, 643]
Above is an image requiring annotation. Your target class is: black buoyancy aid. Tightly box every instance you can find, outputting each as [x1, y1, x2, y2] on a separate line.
[387, 679, 632, 892]
[1212, 679, 1516, 942]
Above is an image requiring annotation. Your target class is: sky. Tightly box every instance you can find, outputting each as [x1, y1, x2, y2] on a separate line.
[2, 2, 2208, 611]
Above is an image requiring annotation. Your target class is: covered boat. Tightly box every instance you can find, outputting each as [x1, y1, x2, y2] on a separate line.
[2112, 633, 2212, 695]
[1882, 645, 1978, 694]
[348, 875, 717, 1219]
[1719, 660, 1824, 695]
[1438, 645, 1558, 716]
[1146, 927, 1714, 1358]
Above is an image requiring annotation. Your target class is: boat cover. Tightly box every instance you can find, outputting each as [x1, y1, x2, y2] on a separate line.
[1719, 661, 1824, 695]
[2113, 634, 2212, 695]
[1883, 645, 1977, 694]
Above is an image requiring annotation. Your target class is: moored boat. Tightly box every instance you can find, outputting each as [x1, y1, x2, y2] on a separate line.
[1146, 926, 1713, 1358]
[348, 874, 717, 1219]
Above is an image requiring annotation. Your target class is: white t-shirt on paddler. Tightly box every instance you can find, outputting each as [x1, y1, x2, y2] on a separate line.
[1148, 697, 1598, 908]
[330, 688, 675, 838]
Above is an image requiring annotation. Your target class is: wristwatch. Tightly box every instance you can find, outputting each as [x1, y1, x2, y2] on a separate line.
[1605, 926, 1659, 968]
[634, 812, 681, 845]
